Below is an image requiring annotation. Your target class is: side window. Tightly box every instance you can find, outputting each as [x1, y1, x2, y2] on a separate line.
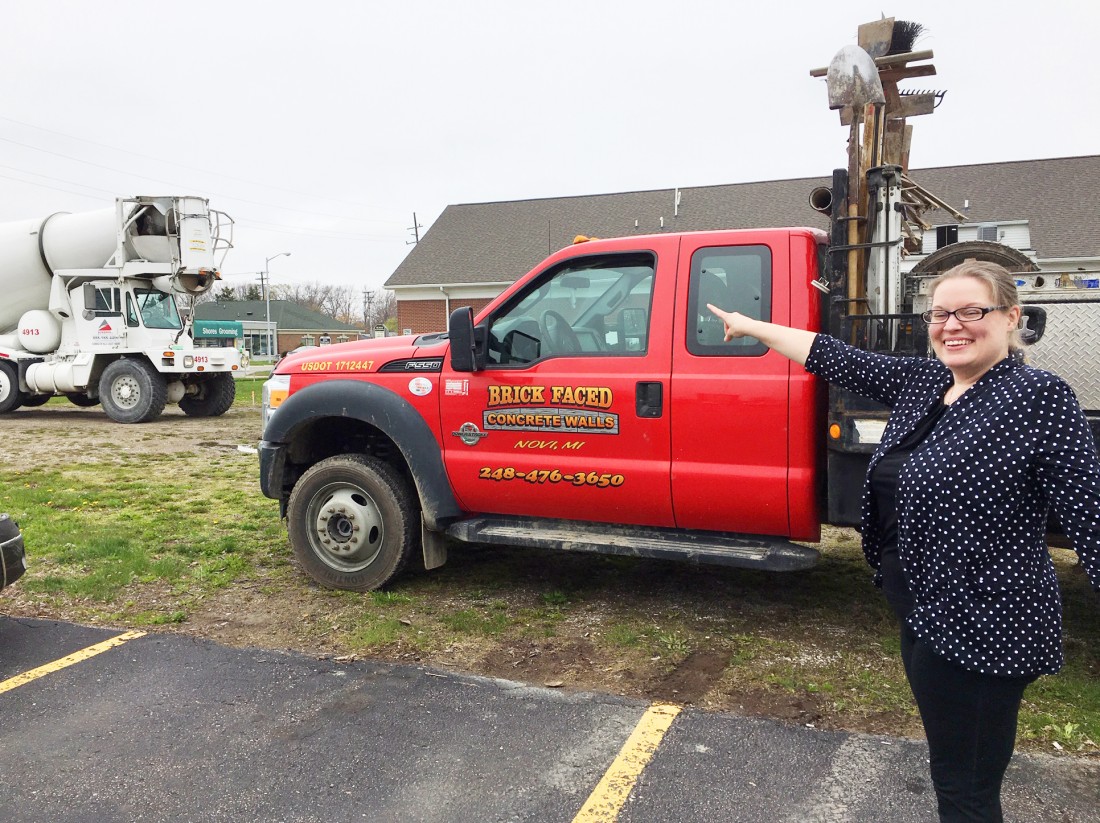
[94, 287, 123, 315]
[125, 294, 139, 327]
[486, 252, 656, 366]
[688, 245, 771, 357]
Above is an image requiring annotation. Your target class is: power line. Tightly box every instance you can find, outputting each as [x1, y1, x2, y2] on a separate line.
[0, 171, 113, 201]
[235, 217, 402, 242]
[0, 115, 395, 214]
[0, 134, 404, 227]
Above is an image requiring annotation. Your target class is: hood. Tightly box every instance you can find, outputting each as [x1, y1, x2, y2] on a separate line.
[275, 334, 448, 374]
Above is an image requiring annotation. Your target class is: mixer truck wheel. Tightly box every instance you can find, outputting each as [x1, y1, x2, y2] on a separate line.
[20, 394, 52, 407]
[287, 454, 419, 591]
[179, 373, 236, 417]
[0, 361, 23, 414]
[100, 358, 167, 423]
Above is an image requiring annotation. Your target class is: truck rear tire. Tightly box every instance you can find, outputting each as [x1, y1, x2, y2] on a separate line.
[179, 373, 236, 417]
[0, 361, 23, 414]
[287, 454, 419, 591]
[100, 358, 167, 423]
[20, 394, 51, 407]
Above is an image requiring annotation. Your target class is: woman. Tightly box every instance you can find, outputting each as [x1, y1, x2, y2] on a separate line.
[709, 260, 1099, 823]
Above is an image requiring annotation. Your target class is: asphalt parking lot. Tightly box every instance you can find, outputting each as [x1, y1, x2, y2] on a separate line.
[1, 616, 1097, 822]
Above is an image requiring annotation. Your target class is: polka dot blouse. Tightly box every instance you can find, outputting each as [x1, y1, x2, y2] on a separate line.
[805, 334, 1100, 677]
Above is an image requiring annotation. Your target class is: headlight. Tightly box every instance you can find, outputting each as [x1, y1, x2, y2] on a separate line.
[262, 374, 290, 428]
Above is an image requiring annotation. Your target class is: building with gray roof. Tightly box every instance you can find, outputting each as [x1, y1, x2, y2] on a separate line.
[386, 155, 1100, 334]
[194, 299, 361, 358]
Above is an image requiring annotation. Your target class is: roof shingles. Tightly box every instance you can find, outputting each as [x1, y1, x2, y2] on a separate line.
[194, 300, 360, 331]
[387, 156, 1100, 288]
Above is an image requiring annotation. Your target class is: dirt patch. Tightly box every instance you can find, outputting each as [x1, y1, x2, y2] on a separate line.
[0, 404, 262, 470]
[650, 650, 730, 704]
[729, 688, 825, 724]
[481, 639, 600, 687]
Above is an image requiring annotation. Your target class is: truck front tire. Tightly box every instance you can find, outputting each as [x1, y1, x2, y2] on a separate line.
[100, 358, 167, 423]
[287, 454, 419, 591]
[0, 361, 23, 414]
[179, 373, 236, 417]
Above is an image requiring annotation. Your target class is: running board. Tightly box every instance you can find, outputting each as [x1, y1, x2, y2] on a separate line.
[444, 516, 819, 572]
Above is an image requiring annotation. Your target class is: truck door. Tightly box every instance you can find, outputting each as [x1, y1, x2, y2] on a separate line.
[439, 239, 678, 526]
[669, 234, 795, 537]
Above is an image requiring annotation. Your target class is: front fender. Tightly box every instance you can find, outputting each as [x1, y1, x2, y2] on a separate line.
[260, 379, 462, 529]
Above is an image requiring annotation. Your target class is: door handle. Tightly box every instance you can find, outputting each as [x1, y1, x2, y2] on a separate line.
[636, 382, 663, 418]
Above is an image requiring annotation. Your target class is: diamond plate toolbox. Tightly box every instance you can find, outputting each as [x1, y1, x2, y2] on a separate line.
[1023, 293, 1100, 411]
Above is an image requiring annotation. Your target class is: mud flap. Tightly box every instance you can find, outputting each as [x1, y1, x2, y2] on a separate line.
[422, 517, 449, 570]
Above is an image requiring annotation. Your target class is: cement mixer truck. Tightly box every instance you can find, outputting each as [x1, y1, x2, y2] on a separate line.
[0, 196, 242, 423]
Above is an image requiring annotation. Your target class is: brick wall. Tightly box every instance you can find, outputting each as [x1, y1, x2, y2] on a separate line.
[397, 298, 494, 335]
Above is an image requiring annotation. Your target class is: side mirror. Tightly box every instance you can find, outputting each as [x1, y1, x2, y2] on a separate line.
[82, 283, 97, 320]
[1020, 306, 1046, 346]
[448, 306, 479, 372]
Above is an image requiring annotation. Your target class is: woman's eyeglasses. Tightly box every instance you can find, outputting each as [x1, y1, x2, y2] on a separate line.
[921, 306, 1007, 324]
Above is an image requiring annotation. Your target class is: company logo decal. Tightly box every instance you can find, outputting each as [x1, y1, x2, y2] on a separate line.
[452, 422, 488, 446]
[379, 358, 443, 373]
[408, 377, 433, 396]
[482, 384, 619, 434]
[93, 318, 125, 345]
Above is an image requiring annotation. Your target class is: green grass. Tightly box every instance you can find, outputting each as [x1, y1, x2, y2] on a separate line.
[2, 396, 286, 620]
[234, 377, 267, 406]
[604, 622, 643, 647]
[439, 608, 511, 636]
[4, 447, 284, 611]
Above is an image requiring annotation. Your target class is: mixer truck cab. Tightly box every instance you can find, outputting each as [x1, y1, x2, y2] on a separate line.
[0, 196, 242, 423]
[260, 227, 828, 591]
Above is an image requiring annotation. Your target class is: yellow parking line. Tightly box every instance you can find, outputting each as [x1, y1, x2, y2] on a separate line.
[0, 630, 146, 695]
[573, 702, 682, 822]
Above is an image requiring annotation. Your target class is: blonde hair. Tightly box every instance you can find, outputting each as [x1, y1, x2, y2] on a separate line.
[929, 260, 1024, 351]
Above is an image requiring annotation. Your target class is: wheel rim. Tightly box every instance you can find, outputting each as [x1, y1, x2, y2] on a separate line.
[307, 483, 385, 572]
[0, 371, 12, 402]
[110, 374, 142, 409]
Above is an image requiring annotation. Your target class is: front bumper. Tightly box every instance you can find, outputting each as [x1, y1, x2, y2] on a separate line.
[0, 514, 26, 590]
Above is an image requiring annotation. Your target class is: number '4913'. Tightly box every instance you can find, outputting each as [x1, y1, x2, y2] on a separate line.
[21, 328, 40, 335]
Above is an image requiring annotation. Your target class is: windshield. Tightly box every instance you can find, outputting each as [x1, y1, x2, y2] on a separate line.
[135, 288, 183, 330]
[487, 253, 656, 364]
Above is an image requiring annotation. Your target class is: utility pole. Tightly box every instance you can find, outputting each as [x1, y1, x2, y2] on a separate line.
[407, 212, 422, 245]
[264, 252, 291, 358]
[362, 288, 376, 332]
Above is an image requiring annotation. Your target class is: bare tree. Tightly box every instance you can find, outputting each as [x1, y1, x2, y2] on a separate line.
[199, 280, 393, 330]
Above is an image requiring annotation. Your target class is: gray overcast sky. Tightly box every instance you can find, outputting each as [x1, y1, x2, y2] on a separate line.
[1, 1, 1096, 294]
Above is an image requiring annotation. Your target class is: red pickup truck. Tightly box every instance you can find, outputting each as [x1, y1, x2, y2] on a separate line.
[260, 226, 835, 590]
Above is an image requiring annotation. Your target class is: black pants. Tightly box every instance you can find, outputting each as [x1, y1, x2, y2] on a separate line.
[898, 623, 1035, 823]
